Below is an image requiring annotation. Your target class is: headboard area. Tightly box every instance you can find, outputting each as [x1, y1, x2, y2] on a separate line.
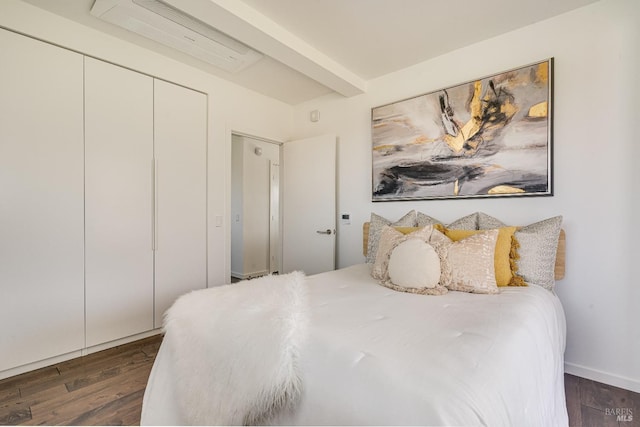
[362, 222, 566, 280]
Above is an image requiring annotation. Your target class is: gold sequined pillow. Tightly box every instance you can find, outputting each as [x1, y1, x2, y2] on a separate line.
[432, 228, 500, 294]
[442, 227, 521, 287]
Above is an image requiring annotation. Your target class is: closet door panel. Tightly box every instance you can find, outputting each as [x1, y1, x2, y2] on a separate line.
[85, 58, 154, 346]
[153, 80, 207, 328]
[0, 29, 85, 371]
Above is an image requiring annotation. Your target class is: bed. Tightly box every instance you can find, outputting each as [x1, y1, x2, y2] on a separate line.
[141, 212, 568, 426]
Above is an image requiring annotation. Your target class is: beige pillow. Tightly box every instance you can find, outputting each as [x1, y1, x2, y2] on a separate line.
[433, 228, 500, 294]
[372, 225, 448, 295]
[372, 225, 433, 280]
[388, 239, 441, 289]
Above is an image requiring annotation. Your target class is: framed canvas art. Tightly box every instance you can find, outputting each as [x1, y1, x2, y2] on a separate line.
[371, 58, 553, 201]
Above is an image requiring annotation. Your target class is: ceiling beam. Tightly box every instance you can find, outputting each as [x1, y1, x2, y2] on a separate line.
[164, 0, 366, 97]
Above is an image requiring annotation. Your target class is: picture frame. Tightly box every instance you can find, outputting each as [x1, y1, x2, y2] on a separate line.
[371, 58, 553, 201]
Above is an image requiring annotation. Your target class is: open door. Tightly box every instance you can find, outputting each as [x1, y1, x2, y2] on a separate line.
[282, 134, 336, 275]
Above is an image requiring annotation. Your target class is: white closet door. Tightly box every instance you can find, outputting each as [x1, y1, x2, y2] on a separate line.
[153, 80, 207, 328]
[0, 29, 84, 371]
[85, 58, 154, 346]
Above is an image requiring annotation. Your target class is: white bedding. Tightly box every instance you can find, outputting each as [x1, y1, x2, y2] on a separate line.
[141, 264, 568, 426]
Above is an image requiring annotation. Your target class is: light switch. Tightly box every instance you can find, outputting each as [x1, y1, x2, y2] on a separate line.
[215, 215, 223, 227]
[341, 213, 351, 225]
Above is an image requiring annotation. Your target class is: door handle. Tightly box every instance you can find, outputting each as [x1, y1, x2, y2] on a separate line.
[316, 229, 334, 235]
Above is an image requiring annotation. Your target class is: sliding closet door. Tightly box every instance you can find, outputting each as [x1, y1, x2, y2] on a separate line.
[153, 80, 207, 328]
[0, 29, 85, 372]
[85, 58, 154, 346]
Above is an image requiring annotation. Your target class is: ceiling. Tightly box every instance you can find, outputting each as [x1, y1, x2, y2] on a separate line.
[23, 0, 599, 105]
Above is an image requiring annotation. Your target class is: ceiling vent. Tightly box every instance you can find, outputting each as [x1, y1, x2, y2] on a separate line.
[90, 0, 263, 73]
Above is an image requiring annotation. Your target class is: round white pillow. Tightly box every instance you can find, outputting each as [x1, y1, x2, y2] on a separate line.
[387, 238, 441, 289]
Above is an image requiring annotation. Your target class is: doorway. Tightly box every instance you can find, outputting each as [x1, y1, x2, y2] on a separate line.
[230, 134, 281, 281]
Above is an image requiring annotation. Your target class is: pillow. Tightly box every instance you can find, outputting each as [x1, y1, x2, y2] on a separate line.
[476, 214, 563, 290]
[366, 211, 417, 263]
[432, 228, 500, 294]
[514, 216, 563, 291]
[372, 225, 448, 295]
[417, 211, 477, 230]
[416, 212, 440, 227]
[447, 213, 478, 230]
[444, 227, 523, 287]
[393, 226, 421, 235]
[388, 239, 441, 289]
[476, 212, 507, 230]
[371, 225, 433, 280]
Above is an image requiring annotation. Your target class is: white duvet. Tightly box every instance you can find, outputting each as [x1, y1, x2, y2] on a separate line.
[141, 264, 568, 426]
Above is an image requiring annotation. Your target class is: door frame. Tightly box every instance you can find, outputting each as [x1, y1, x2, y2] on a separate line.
[228, 130, 284, 282]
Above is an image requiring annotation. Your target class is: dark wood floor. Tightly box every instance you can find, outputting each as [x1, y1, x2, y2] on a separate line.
[0, 335, 162, 426]
[1, 335, 638, 426]
[565, 373, 638, 426]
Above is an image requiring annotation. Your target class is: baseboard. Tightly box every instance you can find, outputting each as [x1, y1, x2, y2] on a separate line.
[83, 329, 162, 355]
[565, 362, 640, 393]
[0, 349, 83, 381]
[231, 270, 248, 280]
[0, 329, 163, 381]
[231, 270, 269, 280]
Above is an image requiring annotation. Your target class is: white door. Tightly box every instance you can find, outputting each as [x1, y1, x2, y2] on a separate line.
[282, 135, 336, 275]
[85, 57, 154, 346]
[0, 29, 85, 372]
[153, 79, 207, 328]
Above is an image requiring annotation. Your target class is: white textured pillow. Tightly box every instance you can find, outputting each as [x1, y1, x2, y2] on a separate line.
[388, 239, 441, 289]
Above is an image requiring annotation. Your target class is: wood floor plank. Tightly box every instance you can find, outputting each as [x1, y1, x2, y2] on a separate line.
[27, 363, 152, 425]
[565, 374, 583, 427]
[56, 346, 146, 376]
[580, 405, 620, 427]
[0, 388, 19, 405]
[1, 384, 67, 427]
[0, 367, 59, 391]
[64, 389, 144, 426]
[0, 405, 30, 426]
[579, 376, 626, 410]
[63, 350, 151, 393]
[55, 334, 161, 375]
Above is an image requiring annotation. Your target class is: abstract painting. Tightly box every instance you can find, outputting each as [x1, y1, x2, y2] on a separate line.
[372, 59, 553, 201]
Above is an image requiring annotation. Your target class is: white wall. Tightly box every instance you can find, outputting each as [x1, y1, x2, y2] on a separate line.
[292, 0, 640, 392]
[0, 0, 293, 288]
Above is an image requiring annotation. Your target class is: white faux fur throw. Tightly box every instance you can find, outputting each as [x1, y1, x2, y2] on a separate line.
[162, 271, 308, 425]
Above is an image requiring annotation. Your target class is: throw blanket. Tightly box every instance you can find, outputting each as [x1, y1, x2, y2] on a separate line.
[162, 271, 308, 425]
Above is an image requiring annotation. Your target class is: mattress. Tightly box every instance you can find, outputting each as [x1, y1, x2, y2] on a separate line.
[141, 263, 568, 426]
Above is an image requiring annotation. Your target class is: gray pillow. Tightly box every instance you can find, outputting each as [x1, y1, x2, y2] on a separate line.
[416, 212, 440, 227]
[366, 211, 416, 263]
[476, 213, 563, 290]
[477, 212, 507, 229]
[515, 216, 563, 291]
[447, 213, 478, 230]
[417, 211, 477, 230]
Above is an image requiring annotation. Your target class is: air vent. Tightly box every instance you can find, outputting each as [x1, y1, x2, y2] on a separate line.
[91, 0, 263, 73]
